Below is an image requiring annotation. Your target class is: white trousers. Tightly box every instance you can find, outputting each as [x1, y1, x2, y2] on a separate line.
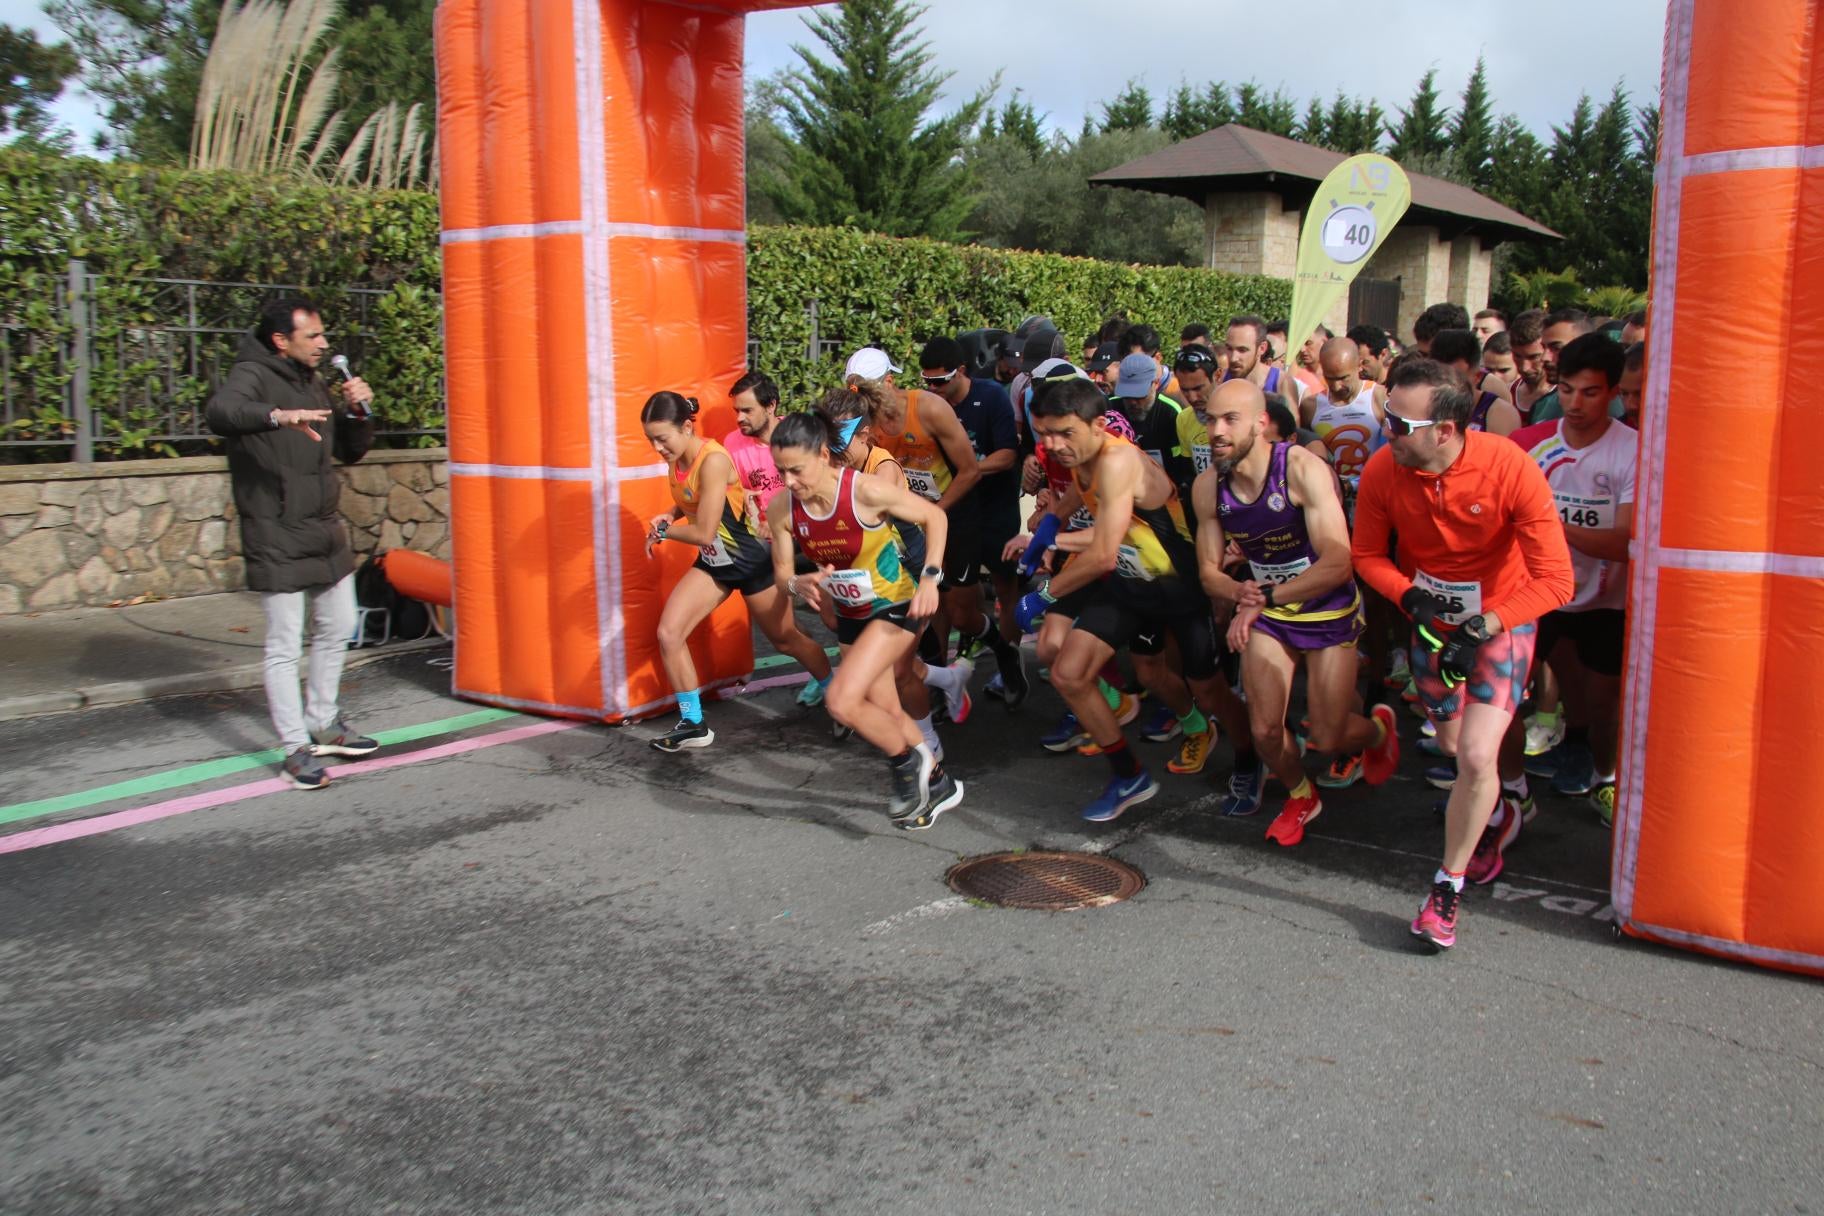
[260, 574, 357, 751]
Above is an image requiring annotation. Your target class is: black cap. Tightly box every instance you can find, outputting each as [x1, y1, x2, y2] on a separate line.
[1086, 341, 1120, 372]
[1021, 331, 1063, 372]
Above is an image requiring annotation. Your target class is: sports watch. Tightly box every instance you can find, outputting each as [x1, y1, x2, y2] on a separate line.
[920, 564, 943, 584]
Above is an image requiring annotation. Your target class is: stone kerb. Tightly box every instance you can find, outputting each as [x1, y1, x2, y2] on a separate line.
[0, 449, 450, 614]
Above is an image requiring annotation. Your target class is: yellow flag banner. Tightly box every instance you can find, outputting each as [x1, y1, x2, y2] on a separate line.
[1286, 154, 1413, 358]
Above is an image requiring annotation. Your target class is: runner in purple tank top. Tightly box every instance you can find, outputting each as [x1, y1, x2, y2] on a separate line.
[1191, 379, 1401, 848]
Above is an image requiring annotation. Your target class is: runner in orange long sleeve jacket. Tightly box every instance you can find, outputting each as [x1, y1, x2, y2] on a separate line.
[1351, 359, 1573, 952]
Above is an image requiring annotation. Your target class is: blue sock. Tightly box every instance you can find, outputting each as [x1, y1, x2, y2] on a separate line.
[677, 688, 703, 724]
[817, 673, 833, 690]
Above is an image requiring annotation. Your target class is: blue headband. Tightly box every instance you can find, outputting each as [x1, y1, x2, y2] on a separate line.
[836, 417, 863, 445]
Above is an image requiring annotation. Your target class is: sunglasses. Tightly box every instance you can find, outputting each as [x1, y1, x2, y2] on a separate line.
[1174, 348, 1218, 371]
[1383, 409, 1442, 438]
[921, 368, 960, 386]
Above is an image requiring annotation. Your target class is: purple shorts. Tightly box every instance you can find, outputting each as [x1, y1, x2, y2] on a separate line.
[1409, 622, 1536, 722]
[1253, 604, 1364, 653]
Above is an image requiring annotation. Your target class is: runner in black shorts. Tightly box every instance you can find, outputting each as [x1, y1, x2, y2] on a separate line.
[639, 392, 833, 753]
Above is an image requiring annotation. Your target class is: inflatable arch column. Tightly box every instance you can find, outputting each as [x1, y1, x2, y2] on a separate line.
[433, 0, 814, 721]
[1615, 0, 1824, 976]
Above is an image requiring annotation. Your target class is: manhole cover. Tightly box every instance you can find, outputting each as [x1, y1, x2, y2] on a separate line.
[946, 851, 1145, 911]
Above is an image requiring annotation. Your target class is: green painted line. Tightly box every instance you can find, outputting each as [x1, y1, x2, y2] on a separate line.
[0, 707, 519, 827]
[752, 645, 841, 672]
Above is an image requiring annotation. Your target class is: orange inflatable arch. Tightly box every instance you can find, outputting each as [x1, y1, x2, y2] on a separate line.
[433, 0, 1822, 975]
[1613, 0, 1824, 976]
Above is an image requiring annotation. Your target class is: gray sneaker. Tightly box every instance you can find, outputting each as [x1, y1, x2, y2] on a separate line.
[310, 718, 380, 758]
[282, 747, 331, 790]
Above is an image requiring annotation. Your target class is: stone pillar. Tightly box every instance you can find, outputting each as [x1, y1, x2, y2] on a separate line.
[1448, 235, 1493, 315]
[1365, 224, 1452, 343]
[1203, 191, 1301, 280]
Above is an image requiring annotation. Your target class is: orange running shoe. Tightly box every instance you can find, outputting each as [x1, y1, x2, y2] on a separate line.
[1264, 787, 1323, 847]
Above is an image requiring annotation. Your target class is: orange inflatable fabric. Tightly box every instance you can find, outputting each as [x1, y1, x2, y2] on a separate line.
[433, 0, 816, 722]
[1614, 0, 1824, 976]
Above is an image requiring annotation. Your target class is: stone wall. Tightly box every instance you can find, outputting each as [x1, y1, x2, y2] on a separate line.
[0, 448, 450, 614]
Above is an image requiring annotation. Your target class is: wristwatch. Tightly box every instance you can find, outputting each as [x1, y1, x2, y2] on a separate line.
[654, 518, 670, 540]
[1262, 584, 1277, 610]
[921, 564, 943, 584]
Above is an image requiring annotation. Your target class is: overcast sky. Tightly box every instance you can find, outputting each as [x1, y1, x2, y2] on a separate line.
[10, 0, 1664, 151]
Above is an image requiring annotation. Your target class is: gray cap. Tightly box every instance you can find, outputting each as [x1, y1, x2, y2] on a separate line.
[1113, 353, 1157, 398]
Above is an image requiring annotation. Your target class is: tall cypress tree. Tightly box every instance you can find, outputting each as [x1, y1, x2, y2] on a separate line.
[1386, 68, 1451, 163]
[762, 0, 989, 240]
[1450, 57, 1496, 190]
[1101, 79, 1154, 132]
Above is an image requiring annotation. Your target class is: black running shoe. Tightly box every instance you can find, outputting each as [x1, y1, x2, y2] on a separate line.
[309, 718, 379, 758]
[651, 719, 714, 753]
[896, 768, 963, 830]
[993, 642, 1029, 711]
[886, 749, 934, 820]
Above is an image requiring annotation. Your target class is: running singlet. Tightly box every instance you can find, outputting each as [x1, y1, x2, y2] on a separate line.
[1041, 409, 1135, 530]
[670, 439, 767, 572]
[1468, 390, 1499, 432]
[1350, 431, 1574, 631]
[1217, 442, 1359, 623]
[1510, 418, 1637, 612]
[790, 467, 918, 619]
[1310, 382, 1384, 515]
[861, 444, 900, 479]
[881, 391, 953, 502]
[1225, 366, 1282, 394]
[1073, 434, 1197, 583]
[722, 429, 783, 535]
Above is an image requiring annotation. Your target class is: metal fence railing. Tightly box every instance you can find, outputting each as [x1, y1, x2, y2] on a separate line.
[1, 261, 439, 462]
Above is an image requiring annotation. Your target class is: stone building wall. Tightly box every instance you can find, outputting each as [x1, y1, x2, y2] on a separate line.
[0, 448, 450, 614]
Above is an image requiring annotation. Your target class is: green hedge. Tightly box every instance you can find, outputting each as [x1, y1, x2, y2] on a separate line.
[0, 150, 1290, 457]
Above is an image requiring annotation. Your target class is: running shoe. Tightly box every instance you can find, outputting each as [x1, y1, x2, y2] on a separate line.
[309, 718, 379, 758]
[1041, 711, 1091, 753]
[1400, 677, 1421, 705]
[1220, 758, 1266, 817]
[1417, 736, 1450, 758]
[1591, 782, 1617, 829]
[1384, 649, 1412, 690]
[1466, 803, 1523, 886]
[994, 642, 1031, 710]
[282, 746, 331, 790]
[1551, 741, 1597, 797]
[650, 719, 714, 753]
[1082, 770, 1159, 823]
[1168, 728, 1212, 775]
[1507, 790, 1538, 824]
[1524, 742, 1564, 780]
[948, 687, 974, 726]
[1264, 788, 1323, 847]
[831, 720, 854, 742]
[1424, 761, 1457, 790]
[982, 672, 1006, 701]
[1316, 753, 1363, 789]
[1419, 719, 1437, 739]
[1114, 692, 1142, 727]
[1140, 701, 1181, 743]
[897, 769, 964, 831]
[795, 678, 826, 709]
[1525, 712, 1566, 757]
[1411, 880, 1461, 950]
[886, 748, 936, 820]
[1362, 704, 1400, 786]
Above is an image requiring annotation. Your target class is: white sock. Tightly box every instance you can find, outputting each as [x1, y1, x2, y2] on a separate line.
[922, 663, 965, 697]
[1434, 867, 1465, 892]
[915, 717, 942, 760]
[1502, 774, 1530, 799]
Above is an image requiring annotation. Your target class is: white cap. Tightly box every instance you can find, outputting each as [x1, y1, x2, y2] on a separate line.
[1028, 357, 1085, 381]
[844, 347, 902, 380]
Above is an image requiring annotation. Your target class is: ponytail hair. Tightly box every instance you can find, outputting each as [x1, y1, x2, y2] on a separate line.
[769, 409, 837, 455]
[640, 391, 700, 426]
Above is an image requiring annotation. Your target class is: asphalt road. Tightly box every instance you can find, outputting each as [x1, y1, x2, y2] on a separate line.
[1, 646, 1818, 1214]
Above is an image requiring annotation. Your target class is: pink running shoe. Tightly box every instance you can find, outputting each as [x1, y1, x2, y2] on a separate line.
[1411, 880, 1461, 950]
[1466, 799, 1524, 886]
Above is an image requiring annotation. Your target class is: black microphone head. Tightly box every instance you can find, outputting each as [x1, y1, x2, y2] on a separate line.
[329, 354, 351, 379]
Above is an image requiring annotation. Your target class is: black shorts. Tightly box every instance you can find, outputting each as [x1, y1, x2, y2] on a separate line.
[835, 603, 920, 646]
[1536, 608, 1625, 678]
[942, 502, 982, 587]
[1073, 579, 1219, 680]
[1043, 552, 1097, 619]
[697, 549, 776, 599]
[980, 508, 1021, 582]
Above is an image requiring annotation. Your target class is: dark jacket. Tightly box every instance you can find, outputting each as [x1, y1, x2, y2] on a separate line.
[206, 332, 375, 593]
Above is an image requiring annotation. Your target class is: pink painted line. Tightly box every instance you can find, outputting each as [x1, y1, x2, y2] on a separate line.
[722, 672, 812, 697]
[0, 719, 580, 855]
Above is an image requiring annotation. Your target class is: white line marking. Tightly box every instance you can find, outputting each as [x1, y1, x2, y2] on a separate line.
[1682, 144, 1824, 175]
[606, 222, 745, 244]
[861, 895, 970, 937]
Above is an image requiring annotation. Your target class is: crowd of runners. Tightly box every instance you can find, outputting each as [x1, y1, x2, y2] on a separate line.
[638, 303, 1643, 952]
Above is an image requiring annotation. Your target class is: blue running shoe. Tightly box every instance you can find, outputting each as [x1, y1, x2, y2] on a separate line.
[1220, 758, 1266, 817]
[1551, 740, 1598, 796]
[795, 678, 827, 709]
[1141, 701, 1181, 743]
[1424, 762, 1457, 790]
[1041, 711, 1091, 753]
[1524, 741, 1564, 780]
[1082, 770, 1159, 822]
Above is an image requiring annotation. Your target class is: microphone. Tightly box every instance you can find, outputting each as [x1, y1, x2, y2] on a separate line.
[328, 354, 369, 419]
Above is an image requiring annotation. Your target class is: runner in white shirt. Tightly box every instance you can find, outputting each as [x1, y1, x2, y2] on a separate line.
[1508, 333, 1635, 838]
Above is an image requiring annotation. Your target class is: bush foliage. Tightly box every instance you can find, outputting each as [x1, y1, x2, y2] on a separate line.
[0, 150, 1290, 456]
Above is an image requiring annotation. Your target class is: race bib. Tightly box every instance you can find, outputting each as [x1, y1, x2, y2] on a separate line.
[826, 568, 876, 614]
[1249, 555, 1310, 585]
[1115, 544, 1153, 581]
[904, 467, 940, 501]
[1192, 444, 1212, 474]
[699, 535, 735, 567]
[1068, 507, 1095, 532]
[1554, 491, 1611, 530]
[1413, 569, 1482, 625]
